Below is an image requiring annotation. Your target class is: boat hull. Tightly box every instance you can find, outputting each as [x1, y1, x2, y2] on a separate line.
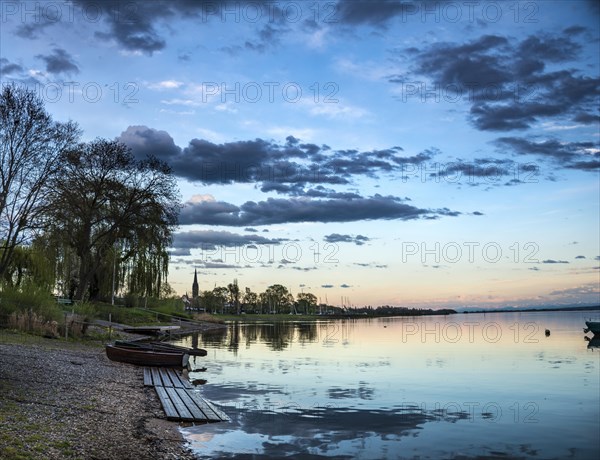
[105, 345, 189, 367]
[114, 340, 208, 357]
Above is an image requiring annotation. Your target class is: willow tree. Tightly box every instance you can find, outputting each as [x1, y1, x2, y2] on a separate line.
[46, 139, 180, 301]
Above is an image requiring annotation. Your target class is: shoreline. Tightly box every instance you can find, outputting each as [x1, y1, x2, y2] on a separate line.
[0, 331, 196, 459]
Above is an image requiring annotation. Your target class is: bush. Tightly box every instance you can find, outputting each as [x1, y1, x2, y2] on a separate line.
[0, 284, 61, 323]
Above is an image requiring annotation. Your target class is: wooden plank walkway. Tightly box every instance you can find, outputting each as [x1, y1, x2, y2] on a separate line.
[144, 367, 228, 423]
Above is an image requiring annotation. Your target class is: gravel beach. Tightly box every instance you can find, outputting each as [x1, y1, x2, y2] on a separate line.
[0, 332, 197, 459]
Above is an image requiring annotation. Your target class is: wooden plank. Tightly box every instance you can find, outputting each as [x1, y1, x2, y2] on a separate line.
[187, 391, 229, 422]
[158, 368, 174, 387]
[165, 387, 194, 421]
[155, 386, 179, 420]
[151, 367, 162, 387]
[201, 396, 230, 421]
[143, 367, 153, 387]
[165, 368, 185, 388]
[175, 388, 208, 421]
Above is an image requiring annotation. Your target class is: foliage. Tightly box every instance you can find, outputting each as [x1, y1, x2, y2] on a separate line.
[0, 284, 61, 323]
[45, 139, 181, 301]
[0, 84, 80, 279]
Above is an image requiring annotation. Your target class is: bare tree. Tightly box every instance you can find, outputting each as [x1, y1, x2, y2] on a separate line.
[0, 84, 80, 279]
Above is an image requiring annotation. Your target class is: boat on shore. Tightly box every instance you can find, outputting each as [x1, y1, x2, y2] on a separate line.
[114, 340, 208, 357]
[583, 321, 600, 335]
[105, 344, 189, 367]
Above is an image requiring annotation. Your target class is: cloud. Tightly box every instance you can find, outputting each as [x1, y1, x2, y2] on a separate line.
[340, 284, 352, 288]
[71, 0, 168, 54]
[549, 284, 600, 296]
[70, 1, 293, 55]
[117, 126, 436, 190]
[495, 137, 599, 171]
[334, 0, 408, 26]
[0, 58, 24, 75]
[179, 194, 457, 226]
[321, 284, 334, 288]
[542, 259, 570, 264]
[324, 233, 370, 245]
[14, 9, 58, 39]
[353, 263, 388, 268]
[171, 230, 287, 254]
[575, 255, 586, 259]
[35, 48, 79, 75]
[400, 32, 599, 133]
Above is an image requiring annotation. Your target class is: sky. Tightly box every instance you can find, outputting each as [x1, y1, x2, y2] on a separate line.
[1, 0, 599, 309]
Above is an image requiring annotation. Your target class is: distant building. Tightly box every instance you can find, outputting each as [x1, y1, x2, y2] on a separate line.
[192, 268, 199, 299]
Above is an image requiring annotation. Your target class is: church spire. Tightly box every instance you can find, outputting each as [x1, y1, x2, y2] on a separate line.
[192, 269, 199, 298]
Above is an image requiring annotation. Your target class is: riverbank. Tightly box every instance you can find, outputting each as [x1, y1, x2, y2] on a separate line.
[0, 331, 196, 459]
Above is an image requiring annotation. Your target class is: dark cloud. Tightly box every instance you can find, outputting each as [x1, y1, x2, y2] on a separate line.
[321, 284, 334, 288]
[324, 233, 370, 246]
[334, 0, 409, 26]
[0, 58, 23, 75]
[70, 1, 292, 55]
[401, 32, 600, 133]
[71, 0, 168, 54]
[179, 194, 457, 226]
[172, 230, 287, 254]
[14, 8, 58, 39]
[35, 48, 79, 75]
[118, 125, 435, 191]
[542, 259, 570, 264]
[575, 255, 586, 259]
[340, 284, 352, 288]
[495, 137, 599, 171]
[354, 263, 388, 268]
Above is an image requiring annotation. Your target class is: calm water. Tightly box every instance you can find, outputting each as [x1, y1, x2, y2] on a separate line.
[176, 310, 600, 459]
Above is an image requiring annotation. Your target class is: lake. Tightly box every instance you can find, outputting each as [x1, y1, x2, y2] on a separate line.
[176, 310, 600, 459]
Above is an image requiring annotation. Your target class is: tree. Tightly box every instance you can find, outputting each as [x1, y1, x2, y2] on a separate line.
[227, 279, 240, 314]
[296, 292, 317, 314]
[46, 139, 180, 301]
[212, 286, 229, 314]
[243, 287, 258, 313]
[0, 84, 80, 279]
[263, 284, 294, 314]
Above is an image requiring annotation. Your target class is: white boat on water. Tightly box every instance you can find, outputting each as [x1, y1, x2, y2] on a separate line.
[583, 321, 600, 335]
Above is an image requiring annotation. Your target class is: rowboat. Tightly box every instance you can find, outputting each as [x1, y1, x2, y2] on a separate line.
[583, 321, 600, 335]
[114, 340, 208, 357]
[105, 344, 189, 367]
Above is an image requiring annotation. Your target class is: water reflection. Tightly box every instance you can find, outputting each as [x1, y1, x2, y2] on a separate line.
[177, 311, 600, 459]
[201, 321, 324, 352]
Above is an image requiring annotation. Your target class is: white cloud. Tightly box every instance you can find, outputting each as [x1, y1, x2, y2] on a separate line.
[148, 80, 184, 90]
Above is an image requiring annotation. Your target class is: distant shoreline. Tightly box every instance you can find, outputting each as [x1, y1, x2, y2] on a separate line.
[460, 305, 600, 315]
[211, 305, 600, 322]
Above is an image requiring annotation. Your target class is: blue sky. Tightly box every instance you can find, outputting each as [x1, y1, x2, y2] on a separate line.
[1, 0, 599, 308]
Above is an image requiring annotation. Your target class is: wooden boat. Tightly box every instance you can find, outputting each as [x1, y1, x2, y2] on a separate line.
[105, 344, 189, 367]
[114, 340, 207, 357]
[583, 321, 600, 335]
